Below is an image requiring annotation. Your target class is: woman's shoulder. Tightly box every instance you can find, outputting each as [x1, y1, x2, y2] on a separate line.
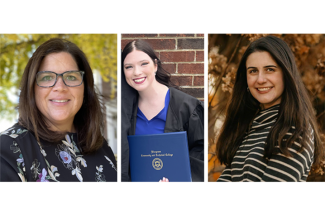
[0, 123, 30, 142]
[0, 123, 31, 160]
[168, 87, 204, 125]
[169, 87, 203, 109]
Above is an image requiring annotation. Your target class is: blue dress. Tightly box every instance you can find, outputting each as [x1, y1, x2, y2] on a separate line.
[135, 89, 170, 135]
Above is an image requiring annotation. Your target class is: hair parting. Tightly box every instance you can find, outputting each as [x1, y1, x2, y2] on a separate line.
[121, 39, 177, 88]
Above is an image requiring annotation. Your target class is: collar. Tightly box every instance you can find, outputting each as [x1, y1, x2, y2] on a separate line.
[131, 87, 183, 135]
[251, 104, 280, 130]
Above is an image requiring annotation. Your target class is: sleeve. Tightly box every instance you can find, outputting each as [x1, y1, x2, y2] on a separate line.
[217, 166, 232, 182]
[261, 131, 314, 182]
[104, 139, 117, 170]
[0, 135, 27, 182]
[186, 101, 204, 182]
[121, 70, 138, 182]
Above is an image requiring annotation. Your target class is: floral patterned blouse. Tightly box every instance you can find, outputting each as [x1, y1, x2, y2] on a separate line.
[0, 124, 117, 182]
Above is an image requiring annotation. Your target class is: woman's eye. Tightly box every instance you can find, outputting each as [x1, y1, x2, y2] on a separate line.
[141, 62, 148, 66]
[41, 76, 53, 81]
[66, 76, 77, 81]
[249, 70, 257, 74]
[125, 66, 132, 69]
[266, 68, 275, 72]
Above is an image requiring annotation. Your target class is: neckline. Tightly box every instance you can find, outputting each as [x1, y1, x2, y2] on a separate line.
[138, 89, 170, 122]
[253, 104, 280, 125]
[259, 104, 280, 113]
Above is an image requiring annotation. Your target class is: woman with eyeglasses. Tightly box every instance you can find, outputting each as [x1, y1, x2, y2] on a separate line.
[0, 38, 117, 182]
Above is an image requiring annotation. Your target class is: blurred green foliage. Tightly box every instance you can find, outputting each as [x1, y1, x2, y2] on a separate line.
[0, 34, 117, 120]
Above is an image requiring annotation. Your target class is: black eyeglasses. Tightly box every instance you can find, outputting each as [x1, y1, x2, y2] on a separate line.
[36, 71, 85, 87]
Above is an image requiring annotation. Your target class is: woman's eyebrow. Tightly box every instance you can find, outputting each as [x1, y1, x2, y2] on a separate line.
[124, 62, 132, 66]
[247, 66, 257, 69]
[124, 60, 148, 66]
[247, 65, 277, 69]
[264, 65, 277, 68]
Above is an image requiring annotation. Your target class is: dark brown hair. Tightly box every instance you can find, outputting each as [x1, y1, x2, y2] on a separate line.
[121, 40, 177, 88]
[216, 35, 323, 166]
[18, 38, 105, 153]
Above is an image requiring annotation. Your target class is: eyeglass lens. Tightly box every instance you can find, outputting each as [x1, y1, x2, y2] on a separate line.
[37, 71, 83, 87]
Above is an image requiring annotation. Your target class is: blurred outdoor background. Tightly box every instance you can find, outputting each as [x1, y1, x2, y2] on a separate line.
[208, 34, 325, 181]
[0, 34, 117, 155]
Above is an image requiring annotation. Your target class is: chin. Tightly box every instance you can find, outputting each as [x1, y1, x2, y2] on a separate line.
[132, 85, 148, 92]
[50, 114, 72, 122]
[254, 96, 273, 104]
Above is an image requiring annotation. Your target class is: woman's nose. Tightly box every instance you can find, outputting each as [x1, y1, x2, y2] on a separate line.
[257, 72, 267, 84]
[53, 76, 68, 91]
[133, 66, 142, 76]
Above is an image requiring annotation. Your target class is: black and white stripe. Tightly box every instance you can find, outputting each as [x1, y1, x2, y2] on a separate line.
[217, 105, 314, 182]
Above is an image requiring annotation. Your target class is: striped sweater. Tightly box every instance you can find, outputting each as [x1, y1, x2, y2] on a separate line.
[217, 105, 314, 182]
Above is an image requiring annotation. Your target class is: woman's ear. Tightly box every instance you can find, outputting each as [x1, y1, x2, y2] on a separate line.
[154, 59, 158, 71]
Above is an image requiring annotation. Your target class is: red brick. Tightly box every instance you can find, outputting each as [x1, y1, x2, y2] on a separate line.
[196, 51, 204, 61]
[141, 39, 175, 50]
[178, 39, 204, 49]
[160, 51, 195, 62]
[159, 34, 195, 37]
[194, 76, 204, 86]
[161, 64, 176, 73]
[179, 87, 204, 99]
[178, 63, 204, 74]
[171, 76, 192, 86]
[197, 34, 204, 37]
[121, 39, 133, 49]
[122, 34, 158, 38]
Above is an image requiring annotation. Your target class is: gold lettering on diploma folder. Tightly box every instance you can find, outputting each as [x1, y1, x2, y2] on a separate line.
[141, 150, 174, 158]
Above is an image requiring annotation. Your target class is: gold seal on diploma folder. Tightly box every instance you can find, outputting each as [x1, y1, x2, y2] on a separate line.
[152, 158, 163, 170]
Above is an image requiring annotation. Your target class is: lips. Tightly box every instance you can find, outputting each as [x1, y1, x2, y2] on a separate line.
[256, 87, 273, 94]
[133, 77, 146, 84]
[50, 99, 69, 102]
[257, 87, 272, 91]
[49, 99, 70, 106]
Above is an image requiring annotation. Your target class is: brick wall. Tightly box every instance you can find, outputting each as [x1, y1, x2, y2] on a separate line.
[121, 34, 204, 100]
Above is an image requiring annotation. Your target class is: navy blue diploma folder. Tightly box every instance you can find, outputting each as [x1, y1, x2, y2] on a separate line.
[128, 131, 192, 182]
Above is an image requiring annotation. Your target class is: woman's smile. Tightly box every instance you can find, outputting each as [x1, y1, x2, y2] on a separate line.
[123, 50, 157, 92]
[49, 98, 71, 106]
[35, 52, 84, 130]
[133, 77, 146, 84]
[256, 87, 273, 93]
[246, 51, 284, 109]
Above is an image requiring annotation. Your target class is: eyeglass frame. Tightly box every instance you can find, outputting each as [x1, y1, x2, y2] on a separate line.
[36, 70, 85, 88]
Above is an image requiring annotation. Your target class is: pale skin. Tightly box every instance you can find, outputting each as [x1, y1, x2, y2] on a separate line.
[123, 50, 169, 121]
[35, 52, 84, 132]
[246, 51, 284, 110]
[124, 49, 169, 182]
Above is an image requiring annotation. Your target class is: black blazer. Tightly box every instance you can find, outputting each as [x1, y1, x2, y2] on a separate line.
[121, 76, 204, 181]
